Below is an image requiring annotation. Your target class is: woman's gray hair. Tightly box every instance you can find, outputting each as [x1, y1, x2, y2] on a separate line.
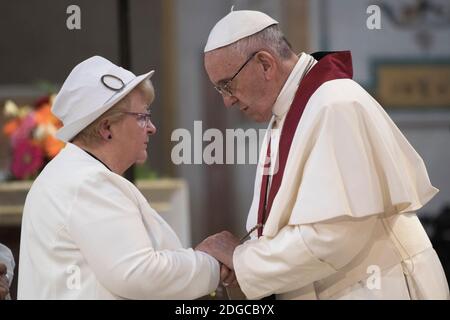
[228, 25, 293, 60]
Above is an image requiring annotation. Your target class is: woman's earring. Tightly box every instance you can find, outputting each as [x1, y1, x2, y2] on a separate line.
[108, 135, 112, 140]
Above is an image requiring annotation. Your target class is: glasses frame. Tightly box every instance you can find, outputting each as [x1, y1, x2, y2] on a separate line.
[120, 111, 152, 128]
[214, 51, 259, 97]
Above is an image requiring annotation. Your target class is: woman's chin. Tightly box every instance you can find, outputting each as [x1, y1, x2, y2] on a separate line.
[136, 152, 148, 164]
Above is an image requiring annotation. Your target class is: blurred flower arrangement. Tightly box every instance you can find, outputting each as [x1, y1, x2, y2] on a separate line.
[2, 95, 65, 180]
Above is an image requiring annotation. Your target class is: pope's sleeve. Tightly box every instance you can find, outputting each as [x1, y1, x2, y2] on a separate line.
[233, 215, 377, 299]
[67, 173, 219, 299]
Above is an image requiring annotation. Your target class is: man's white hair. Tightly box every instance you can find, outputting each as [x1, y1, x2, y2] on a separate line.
[228, 25, 293, 59]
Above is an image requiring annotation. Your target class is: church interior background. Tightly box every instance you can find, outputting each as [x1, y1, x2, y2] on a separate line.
[1, 0, 449, 299]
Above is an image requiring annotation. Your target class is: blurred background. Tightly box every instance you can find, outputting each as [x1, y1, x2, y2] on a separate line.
[0, 0, 449, 299]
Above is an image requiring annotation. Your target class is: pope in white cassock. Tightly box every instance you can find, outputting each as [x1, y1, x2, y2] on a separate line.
[18, 56, 219, 299]
[197, 10, 450, 300]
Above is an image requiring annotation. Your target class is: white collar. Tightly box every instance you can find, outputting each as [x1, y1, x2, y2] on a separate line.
[272, 53, 317, 121]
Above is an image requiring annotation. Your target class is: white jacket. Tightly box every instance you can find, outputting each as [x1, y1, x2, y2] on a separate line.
[18, 143, 219, 299]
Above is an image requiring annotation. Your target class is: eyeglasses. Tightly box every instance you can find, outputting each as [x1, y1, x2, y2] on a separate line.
[214, 51, 259, 97]
[120, 111, 152, 128]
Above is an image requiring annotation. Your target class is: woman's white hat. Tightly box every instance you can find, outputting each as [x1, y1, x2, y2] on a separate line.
[204, 10, 278, 52]
[52, 56, 154, 142]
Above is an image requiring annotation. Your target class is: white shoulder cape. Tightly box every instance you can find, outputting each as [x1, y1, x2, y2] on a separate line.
[247, 78, 438, 237]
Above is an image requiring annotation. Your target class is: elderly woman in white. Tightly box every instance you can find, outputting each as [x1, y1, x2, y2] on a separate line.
[18, 56, 219, 299]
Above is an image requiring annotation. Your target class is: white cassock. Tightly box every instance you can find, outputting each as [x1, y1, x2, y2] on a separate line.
[233, 53, 450, 300]
[18, 143, 219, 299]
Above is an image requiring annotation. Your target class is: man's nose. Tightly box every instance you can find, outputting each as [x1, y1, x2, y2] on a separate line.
[222, 95, 238, 108]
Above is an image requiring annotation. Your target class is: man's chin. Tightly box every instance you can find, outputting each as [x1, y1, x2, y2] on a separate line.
[249, 113, 271, 123]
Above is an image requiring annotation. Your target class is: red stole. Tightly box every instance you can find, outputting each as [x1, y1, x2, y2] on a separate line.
[257, 51, 354, 237]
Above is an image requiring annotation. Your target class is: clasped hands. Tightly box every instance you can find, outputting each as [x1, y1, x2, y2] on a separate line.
[196, 231, 240, 288]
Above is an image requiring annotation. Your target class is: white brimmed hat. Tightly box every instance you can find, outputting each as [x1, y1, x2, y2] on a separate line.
[204, 10, 278, 52]
[52, 56, 155, 142]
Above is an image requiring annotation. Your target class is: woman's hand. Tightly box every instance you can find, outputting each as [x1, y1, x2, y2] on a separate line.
[220, 264, 238, 288]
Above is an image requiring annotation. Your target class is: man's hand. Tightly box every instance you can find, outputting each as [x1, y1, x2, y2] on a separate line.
[220, 264, 238, 288]
[0, 263, 10, 300]
[196, 231, 240, 269]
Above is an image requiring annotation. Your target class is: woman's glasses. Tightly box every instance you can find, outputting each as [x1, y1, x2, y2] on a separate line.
[120, 111, 152, 128]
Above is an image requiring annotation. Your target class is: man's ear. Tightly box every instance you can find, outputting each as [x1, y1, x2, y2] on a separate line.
[98, 119, 112, 141]
[256, 51, 276, 80]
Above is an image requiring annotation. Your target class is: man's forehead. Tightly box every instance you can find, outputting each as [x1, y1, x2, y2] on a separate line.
[205, 49, 231, 65]
[205, 49, 239, 82]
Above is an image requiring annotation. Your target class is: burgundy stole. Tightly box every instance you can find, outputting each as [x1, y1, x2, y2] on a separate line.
[257, 51, 354, 237]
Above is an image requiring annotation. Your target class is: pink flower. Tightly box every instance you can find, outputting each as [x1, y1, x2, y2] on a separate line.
[11, 140, 44, 180]
[10, 113, 36, 148]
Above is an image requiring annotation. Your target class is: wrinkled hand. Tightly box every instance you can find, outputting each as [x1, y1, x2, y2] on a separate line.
[196, 231, 240, 270]
[0, 263, 10, 300]
[220, 264, 238, 288]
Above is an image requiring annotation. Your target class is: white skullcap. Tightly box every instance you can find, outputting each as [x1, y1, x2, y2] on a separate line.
[204, 10, 278, 52]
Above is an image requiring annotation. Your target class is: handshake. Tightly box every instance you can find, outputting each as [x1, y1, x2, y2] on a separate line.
[196, 231, 241, 288]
